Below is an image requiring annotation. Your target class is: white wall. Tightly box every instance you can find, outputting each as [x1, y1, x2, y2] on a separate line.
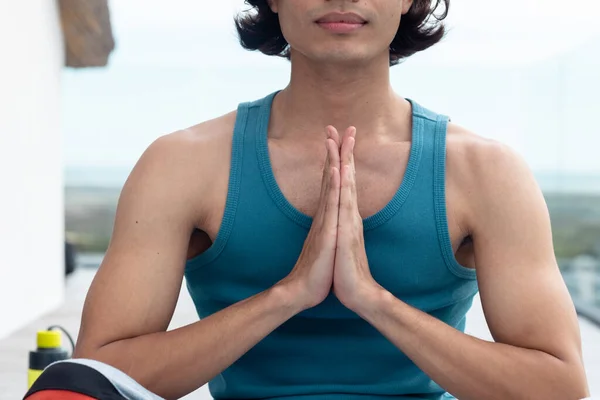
[0, 1, 65, 339]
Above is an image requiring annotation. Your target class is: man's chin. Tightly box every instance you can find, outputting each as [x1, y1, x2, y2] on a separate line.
[311, 51, 376, 67]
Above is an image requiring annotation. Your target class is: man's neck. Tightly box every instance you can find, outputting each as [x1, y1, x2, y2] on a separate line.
[270, 52, 411, 143]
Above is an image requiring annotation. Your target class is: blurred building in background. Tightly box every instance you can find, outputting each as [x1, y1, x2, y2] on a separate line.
[0, 0, 114, 339]
[531, 37, 600, 315]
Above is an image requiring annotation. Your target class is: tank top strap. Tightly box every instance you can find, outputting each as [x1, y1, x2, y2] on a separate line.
[402, 100, 477, 280]
[237, 91, 279, 163]
[432, 110, 477, 279]
[405, 99, 445, 201]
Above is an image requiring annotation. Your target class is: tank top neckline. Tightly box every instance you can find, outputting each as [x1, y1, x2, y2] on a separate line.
[255, 91, 425, 231]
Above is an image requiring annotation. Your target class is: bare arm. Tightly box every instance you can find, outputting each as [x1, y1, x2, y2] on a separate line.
[73, 132, 298, 399]
[75, 126, 341, 399]
[352, 140, 589, 399]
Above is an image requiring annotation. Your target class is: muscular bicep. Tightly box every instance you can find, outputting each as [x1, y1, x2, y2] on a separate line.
[469, 142, 583, 364]
[76, 134, 201, 354]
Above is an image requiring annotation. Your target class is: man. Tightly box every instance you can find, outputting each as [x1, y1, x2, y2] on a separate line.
[47, 1, 590, 399]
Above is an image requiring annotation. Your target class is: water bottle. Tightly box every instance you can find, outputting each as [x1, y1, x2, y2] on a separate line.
[28, 326, 74, 389]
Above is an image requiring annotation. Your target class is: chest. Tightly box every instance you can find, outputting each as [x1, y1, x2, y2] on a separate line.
[267, 136, 474, 269]
[194, 135, 474, 269]
[268, 138, 412, 219]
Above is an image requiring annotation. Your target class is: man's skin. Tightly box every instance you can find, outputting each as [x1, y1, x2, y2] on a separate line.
[74, 0, 590, 399]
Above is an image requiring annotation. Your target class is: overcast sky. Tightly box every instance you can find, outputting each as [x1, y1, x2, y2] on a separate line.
[63, 0, 600, 174]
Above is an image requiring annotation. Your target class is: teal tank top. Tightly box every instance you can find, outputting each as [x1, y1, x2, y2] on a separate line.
[185, 91, 479, 399]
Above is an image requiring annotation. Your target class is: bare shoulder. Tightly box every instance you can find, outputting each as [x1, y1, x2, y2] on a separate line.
[136, 111, 236, 184]
[446, 122, 535, 190]
[123, 110, 238, 221]
[445, 122, 543, 228]
[143, 110, 237, 171]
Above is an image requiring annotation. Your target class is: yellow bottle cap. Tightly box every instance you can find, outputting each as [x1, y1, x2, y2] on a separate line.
[37, 331, 61, 349]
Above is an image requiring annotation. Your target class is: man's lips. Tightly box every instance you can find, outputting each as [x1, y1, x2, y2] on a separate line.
[316, 12, 367, 24]
[316, 12, 367, 33]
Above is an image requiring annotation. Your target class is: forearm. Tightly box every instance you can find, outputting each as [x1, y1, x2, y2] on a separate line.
[356, 289, 588, 400]
[77, 284, 302, 400]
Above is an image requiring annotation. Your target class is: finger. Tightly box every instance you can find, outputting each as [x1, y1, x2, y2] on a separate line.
[326, 126, 341, 149]
[319, 139, 331, 193]
[348, 136, 357, 197]
[339, 164, 354, 227]
[349, 127, 356, 173]
[340, 139, 358, 218]
[341, 128, 354, 168]
[346, 127, 357, 170]
[341, 126, 356, 149]
[315, 139, 332, 221]
[324, 137, 332, 171]
[329, 133, 340, 171]
[324, 166, 340, 232]
[349, 126, 357, 139]
[316, 138, 338, 223]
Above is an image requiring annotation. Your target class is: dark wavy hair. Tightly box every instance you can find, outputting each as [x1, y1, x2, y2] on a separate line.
[235, 0, 450, 66]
